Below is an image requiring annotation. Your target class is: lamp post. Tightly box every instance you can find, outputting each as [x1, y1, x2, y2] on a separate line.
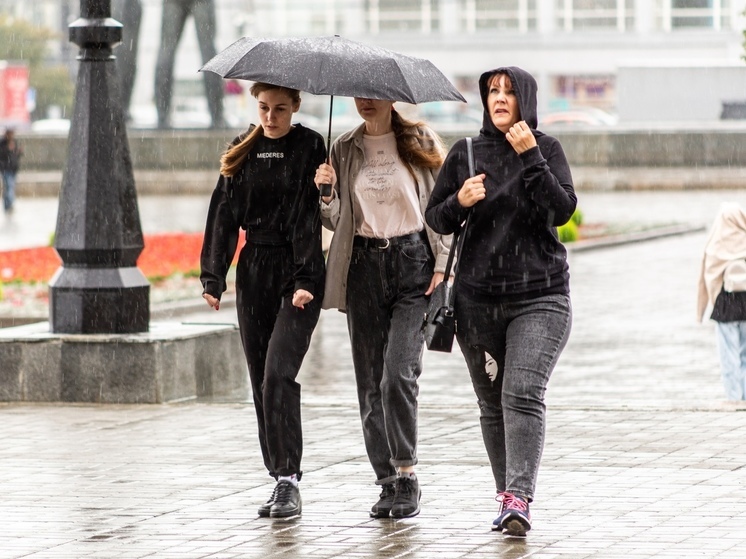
[49, 0, 149, 334]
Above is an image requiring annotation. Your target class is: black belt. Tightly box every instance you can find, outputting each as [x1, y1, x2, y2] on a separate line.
[353, 231, 426, 250]
[245, 230, 291, 246]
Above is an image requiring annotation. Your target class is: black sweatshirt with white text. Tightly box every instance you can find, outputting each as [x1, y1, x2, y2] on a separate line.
[200, 124, 326, 300]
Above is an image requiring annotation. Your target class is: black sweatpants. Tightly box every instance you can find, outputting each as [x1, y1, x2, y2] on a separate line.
[235, 241, 322, 480]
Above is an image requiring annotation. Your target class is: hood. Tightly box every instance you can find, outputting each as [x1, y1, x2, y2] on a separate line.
[478, 66, 541, 138]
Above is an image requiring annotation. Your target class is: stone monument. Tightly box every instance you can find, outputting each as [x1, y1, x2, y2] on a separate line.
[0, 0, 247, 404]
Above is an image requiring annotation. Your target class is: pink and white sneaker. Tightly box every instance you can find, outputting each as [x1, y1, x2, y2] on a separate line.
[491, 491, 531, 537]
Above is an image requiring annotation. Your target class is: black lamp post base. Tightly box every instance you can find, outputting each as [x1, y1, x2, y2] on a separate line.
[49, 267, 150, 334]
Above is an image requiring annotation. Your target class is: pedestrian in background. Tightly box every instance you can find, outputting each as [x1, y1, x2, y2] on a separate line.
[425, 66, 576, 537]
[314, 99, 450, 519]
[697, 202, 746, 401]
[200, 82, 326, 519]
[0, 128, 23, 214]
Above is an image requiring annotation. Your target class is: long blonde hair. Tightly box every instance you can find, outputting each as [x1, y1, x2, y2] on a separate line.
[390, 109, 445, 177]
[220, 83, 302, 177]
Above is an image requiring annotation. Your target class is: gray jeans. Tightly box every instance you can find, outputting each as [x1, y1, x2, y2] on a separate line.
[455, 292, 572, 501]
[346, 235, 433, 485]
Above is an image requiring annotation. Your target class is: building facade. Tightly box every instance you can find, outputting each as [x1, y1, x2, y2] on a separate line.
[1, 0, 744, 123]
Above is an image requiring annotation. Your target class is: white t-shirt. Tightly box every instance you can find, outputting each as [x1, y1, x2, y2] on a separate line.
[353, 132, 424, 238]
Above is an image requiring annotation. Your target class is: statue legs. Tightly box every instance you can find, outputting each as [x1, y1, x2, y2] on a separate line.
[112, 0, 143, 120]
[192, 0, 226, 128]
[155, 0, 225, 129]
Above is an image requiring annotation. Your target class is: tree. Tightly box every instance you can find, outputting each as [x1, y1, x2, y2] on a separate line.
[0, 15, 74, 120]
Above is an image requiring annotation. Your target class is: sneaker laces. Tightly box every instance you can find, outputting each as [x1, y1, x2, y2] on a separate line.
[379, 483, 395, 499]
[396, 477, 414, 498]
[274, 481, 295, 505]
[265, 484, 279, 504]
[496, 491, 528, 513]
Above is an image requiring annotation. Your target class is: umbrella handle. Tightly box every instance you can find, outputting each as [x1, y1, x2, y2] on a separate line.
[320, 95, 334, 198]
[326, 94, 334, 152]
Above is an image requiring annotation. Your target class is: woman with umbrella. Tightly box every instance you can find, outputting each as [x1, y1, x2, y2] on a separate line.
[425, 67, 575, 537]
[200, 82, 326, 519]
[314, 99, 451, 518]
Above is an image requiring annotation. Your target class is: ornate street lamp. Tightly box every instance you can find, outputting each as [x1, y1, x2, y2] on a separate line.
[49, 0, 149, 334]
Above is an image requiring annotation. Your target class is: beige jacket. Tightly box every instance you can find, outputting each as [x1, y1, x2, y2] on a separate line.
[697, 202, 746, 322]
[320, 123, 451, 311]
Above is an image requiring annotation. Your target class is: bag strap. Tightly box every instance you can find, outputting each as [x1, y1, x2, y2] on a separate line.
[442, 137, 475, 307]
[441, 137, 475, 277]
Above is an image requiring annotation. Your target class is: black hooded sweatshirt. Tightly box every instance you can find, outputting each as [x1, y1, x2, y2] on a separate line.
[425, 66, 576, 302]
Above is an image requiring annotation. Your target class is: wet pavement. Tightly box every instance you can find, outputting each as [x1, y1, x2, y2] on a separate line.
[2, 190, 746, 558]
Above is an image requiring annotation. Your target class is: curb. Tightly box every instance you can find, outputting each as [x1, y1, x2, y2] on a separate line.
[566, 223, 706, 252]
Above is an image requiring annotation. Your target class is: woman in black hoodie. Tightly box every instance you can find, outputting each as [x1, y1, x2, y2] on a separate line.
[425, 67, 576, 537]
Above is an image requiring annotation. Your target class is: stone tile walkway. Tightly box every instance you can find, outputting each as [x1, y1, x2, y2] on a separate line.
[2, 191, 746, 558]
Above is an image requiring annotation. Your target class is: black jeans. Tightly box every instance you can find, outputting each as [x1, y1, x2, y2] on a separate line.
[346, 233, 433, 485]
[235, 242, 322, 480]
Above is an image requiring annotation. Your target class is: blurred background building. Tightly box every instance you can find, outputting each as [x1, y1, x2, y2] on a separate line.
[0, 0, 744, 129]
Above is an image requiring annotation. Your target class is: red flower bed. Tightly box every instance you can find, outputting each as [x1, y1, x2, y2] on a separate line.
[0, 233, 244, 284]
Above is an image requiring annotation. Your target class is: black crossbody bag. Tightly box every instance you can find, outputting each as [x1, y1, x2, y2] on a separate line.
[423, 137, 475, 352]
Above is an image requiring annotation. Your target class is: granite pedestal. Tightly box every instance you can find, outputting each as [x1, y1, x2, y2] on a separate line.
[0, 321, 247, 403]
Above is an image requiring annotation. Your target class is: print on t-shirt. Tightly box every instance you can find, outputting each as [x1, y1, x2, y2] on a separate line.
[360, 150, 401, 205]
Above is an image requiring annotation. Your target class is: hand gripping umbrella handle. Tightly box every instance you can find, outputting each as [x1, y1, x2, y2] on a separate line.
[320, 95, 334, 198]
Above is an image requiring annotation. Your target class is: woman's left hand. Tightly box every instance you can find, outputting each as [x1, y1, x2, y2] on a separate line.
[292, 289, 314, 309]
[425, 272, 446, 296]
[505, 121, 537, 154]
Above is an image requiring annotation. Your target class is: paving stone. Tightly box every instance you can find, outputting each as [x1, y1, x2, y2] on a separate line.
[3, 191, 746, 557]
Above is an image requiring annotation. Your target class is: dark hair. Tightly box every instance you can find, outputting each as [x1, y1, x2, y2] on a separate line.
[390, 109, 445, 177]
[219, 83, 301, 177]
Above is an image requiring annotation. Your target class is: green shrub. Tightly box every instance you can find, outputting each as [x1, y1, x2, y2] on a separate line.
[571, 208, 583, 226]
[557, 220, 579, 243]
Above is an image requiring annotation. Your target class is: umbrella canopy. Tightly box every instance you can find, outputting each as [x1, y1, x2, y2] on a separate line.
[200, 35, 465, 105]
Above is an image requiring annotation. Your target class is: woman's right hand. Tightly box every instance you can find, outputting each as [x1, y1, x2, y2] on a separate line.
[457, 174, 486, 208]
[203, 293, 220, 311]
[314, 163, 337, 204]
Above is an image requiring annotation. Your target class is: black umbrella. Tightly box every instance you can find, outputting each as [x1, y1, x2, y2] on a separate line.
[200, 35, 466, 158]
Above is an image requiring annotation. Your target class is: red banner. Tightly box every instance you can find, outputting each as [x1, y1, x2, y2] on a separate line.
[0, 63, 30, 124]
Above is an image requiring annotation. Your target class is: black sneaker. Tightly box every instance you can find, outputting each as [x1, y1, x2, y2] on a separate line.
[257, 484, 279, 517]
[390, 476, 421, 518]
[369, 483, 396, 518]
[269, 480, 302, 518]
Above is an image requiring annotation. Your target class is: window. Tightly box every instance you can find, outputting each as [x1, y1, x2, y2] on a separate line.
[549, 74, 616, 111]
[367, 0, 440, 33]
[660, 0, 732, 30]
[460, 0, 537, 33]
[556, 0, 634, 31]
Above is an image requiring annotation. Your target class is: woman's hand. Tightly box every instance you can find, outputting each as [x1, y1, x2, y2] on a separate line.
[203, 293, 220, 311]
[292, 289, 314, 309]
[505, 120, 537, 154]
[457, 174, 486, 208]
[314, 162, 337, 204]
[425, 272, 446, 296]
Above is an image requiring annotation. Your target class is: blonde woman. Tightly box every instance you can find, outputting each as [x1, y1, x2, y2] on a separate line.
[315, 99, 450, 518]
[201, 83, 326, 518]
